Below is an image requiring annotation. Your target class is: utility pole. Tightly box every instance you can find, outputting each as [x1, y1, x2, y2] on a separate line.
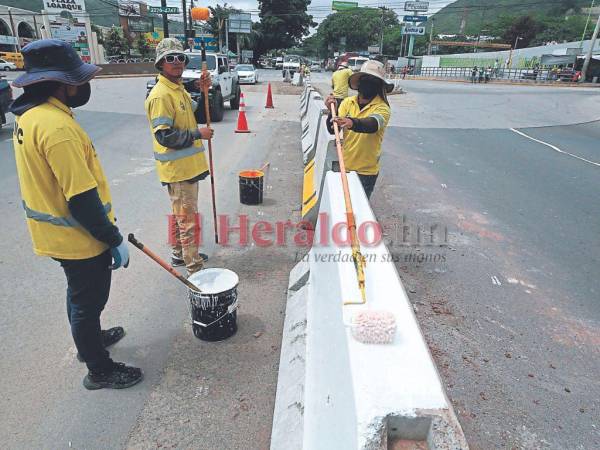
[225, 18, 229, 54]
[581, 0, 596, 48]
[379, 7, 385, 55]
[182, 0, 188, 46]
[8, 8, 20, 52]
[428, 18, 435, 55]
[582, 12, 600, 82]
[161, 0, 169, 37]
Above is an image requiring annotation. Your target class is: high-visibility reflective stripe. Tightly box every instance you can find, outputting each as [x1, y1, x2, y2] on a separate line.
[154, 145, 204, 162]
[370, 114, 385, 129]
[151, 116, 174, 128]
[23, 201, 112, 228]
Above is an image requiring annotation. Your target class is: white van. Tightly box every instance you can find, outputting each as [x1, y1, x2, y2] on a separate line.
[348, 57, 369, 72]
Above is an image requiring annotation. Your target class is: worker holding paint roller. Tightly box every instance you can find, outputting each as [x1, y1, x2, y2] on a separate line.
[10, 39, 143, 390]
[144, 38, 214, 276]
[325, 60, 393, 199]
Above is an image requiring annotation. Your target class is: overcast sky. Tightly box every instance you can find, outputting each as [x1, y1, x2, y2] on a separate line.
[144, 0, 455, 30]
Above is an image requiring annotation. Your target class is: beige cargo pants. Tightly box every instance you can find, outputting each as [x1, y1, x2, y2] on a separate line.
[167, 181, 204, 275]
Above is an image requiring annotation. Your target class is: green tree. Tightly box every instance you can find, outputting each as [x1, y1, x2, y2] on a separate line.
[104, 27, 129, 57]
[135, 34, 151, 58]
[255, 0, 315, 55]
[501, 15, 541, 48]
[208, 3, 241, 51]
[311, 7, 398, 57]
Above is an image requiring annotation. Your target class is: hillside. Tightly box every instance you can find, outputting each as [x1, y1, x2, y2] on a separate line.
[431, 0, 590, 35]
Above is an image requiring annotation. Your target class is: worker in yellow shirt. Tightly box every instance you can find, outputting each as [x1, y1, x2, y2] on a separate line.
[331, 61, 354, 108]
[11, 39, 142, 390]
[325, 60, 393, 199]
[145, 38, 213, 276]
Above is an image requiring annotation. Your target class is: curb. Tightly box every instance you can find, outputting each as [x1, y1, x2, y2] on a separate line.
[397, 76, 600, 88]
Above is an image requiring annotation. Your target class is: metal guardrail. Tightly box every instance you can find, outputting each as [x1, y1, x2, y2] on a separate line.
[391, 67, 580, 83]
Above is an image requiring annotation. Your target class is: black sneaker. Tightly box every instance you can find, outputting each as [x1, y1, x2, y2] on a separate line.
[83, 362, 143, 390]
[77, 327, 125, 363]
[171, 253, 209, 267]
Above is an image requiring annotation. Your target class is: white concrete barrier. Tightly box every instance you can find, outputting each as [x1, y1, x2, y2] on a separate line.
[301, 94, 326, 165]
[300, 115, 337, 227]
[272, 172, 468, 450]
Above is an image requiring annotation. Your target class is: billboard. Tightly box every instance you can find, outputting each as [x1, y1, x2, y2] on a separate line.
[45, 0, 90, 62]
[228, 13, 252, 34]
[128, 16, 153, 32]
[118, 1, 141, 17]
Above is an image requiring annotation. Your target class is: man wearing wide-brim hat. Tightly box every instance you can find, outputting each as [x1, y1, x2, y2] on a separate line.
[144, 38, 213, 276]
[325, 60, 394, 199]
[10, 39, 142, 390]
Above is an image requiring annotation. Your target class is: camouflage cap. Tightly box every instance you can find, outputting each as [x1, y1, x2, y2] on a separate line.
[154, 37, 186, 70]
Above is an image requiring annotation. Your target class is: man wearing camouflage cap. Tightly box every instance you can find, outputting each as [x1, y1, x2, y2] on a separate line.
[144, 38, 213, 276]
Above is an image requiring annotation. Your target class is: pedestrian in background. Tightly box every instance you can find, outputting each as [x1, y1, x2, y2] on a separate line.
[325, 60, 393, 199]
[471, 66, 478, 83]
[144, 38, 214, 277]
[331, 60, 354, 108]
[10, 39, 142, 390]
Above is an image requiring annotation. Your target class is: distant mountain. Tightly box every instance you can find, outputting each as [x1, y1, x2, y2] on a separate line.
[431, 0, 590, 36]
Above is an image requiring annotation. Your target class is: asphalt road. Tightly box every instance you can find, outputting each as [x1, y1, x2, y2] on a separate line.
[371, 80, 600, 449]
[0, 75, 303, 449]
[3, 72, 599, 449]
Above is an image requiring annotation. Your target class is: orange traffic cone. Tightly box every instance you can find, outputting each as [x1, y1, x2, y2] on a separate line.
[235, 92, 251, 133]
[265, 82, 274, 109]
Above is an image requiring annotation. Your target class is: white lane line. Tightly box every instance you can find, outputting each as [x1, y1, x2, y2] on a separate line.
[491, 275, 502, 286]
[510, 128, 600, 168]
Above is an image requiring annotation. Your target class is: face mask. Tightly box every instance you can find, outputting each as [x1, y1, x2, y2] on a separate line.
[66, 82, 91, 108]
[357, 78, 379, 100]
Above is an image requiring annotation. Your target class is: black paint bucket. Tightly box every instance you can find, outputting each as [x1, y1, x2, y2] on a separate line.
[239, 170, 264, 205]
[188, 268, 239, 342]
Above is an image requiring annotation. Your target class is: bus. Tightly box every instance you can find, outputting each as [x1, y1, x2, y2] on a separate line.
[0, 52, 24, 69]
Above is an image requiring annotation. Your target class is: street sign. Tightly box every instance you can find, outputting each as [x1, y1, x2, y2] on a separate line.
[229, 13, 252, 34]
[368, 45, 380, 53]
[403, 26, 426, 35]
[332, 1, 358, 11]
[404, 15, 427, 22]
[404, 1, 429, 11]
[148, 6, 179, 14]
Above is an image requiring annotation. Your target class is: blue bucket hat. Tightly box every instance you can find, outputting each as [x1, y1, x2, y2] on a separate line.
[13, 39, 101, 88]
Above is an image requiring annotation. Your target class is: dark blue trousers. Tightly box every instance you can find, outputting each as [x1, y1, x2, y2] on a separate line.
[358, 173, 379, 199]
[55, 250, 113, 373]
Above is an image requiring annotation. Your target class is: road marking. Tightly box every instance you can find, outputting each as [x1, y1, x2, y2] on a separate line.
[510, 128, 600, 168]
[491, 275, 502, 286]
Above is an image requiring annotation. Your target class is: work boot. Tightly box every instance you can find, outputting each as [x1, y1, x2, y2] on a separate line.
[83, 362, 143, 390]
[77, 326, 125, 362]
[171, 253, 209, 267]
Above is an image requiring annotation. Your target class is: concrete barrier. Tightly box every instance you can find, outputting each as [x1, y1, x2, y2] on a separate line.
[300, 115, 337, 227]
[97, 62, 157, 76]
[301, 94, 326, 165]
[272, 172, 468, 450]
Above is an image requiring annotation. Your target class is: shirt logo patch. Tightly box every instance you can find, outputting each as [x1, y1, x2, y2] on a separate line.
[180, 101, 186, 111]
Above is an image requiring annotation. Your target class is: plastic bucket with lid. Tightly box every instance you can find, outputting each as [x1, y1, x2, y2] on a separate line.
[239, 170, 264, 205]
[188, 268, 239, 341]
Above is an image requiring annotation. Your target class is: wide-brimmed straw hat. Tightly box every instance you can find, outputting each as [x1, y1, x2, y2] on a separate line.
[349, 60, 394, 93]
[154, 38, 188, 70]
[13, 39, 100, 88]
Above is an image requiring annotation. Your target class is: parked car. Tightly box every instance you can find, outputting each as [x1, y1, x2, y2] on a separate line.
[0, 58, 17, 71]
[310, 63, 322, 72]
[0, 75, 13, 128]
[348, 56, 369, 72]
[236, 64, 258, 84]
[146, 51, 241, 123]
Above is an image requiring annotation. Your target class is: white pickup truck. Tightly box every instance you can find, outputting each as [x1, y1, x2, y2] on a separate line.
[282, 55, 301, 77]
[146, 51, 241, 122]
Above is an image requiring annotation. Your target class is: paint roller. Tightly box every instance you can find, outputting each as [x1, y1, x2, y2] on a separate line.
[329, 103, 396, 345]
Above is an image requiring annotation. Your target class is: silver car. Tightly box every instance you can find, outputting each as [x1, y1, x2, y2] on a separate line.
[0, 59, 17, 71]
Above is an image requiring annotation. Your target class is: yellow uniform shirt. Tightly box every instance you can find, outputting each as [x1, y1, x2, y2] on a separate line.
[145, 74, 208, 183]
[332, 68, 354, 99]
[338, 95, 391, 176]
[13, 97, 115, 259]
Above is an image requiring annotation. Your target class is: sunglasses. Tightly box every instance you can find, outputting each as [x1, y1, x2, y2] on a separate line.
[164, 54, 187, 64]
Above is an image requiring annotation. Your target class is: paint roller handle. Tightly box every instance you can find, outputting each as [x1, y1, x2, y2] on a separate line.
[127, 234, 202, 292]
